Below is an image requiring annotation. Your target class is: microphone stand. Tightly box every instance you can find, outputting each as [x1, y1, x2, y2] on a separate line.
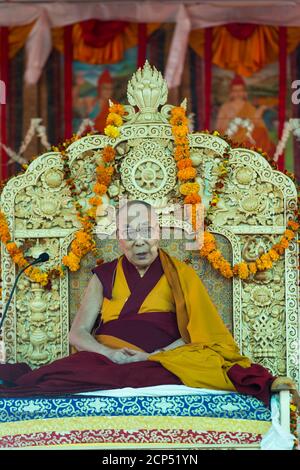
[0, 254, 49, 384]
[0, 256, 48, 334]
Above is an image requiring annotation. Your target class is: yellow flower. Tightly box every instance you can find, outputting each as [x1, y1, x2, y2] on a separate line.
[87, 207, 97, 218]
[172, 125, 188, 138]
[179, 182, 200, 196]
[104, 125, 120, 139]
[71, 241, 85, 257]
[75, 231, 91, 244]
[62, 252, 81, 271]
[106, 112, 123, 127]
[268, 249, 280, 261]
[219, 262, 233, 278]
[170, 107, 187, 126]
[237, 262, 250, 280]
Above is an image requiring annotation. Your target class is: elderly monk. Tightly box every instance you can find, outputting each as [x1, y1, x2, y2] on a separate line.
[0, 200, 298, 408]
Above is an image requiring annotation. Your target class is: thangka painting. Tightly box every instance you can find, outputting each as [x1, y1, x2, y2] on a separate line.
[212, 64, 278, 158]
[72, 47, 138, 134]
[211, 58, 299, 177]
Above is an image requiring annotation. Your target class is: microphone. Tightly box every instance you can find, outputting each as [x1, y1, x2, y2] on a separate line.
[0, 252, 50, 333]
[37, 252, 49, 262]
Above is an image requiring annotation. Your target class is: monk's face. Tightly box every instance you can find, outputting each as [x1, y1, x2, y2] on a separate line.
[99, 82, 113, 100]
[229, 84, 247, 101]
[117, 204, 160, 269]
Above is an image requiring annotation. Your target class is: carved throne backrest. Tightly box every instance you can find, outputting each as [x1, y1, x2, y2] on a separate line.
[0, 62, 299, 387]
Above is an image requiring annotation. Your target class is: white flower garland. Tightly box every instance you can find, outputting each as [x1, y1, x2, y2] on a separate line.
[76, 118, 96, 136]
[0, 118, 97, 166]
[274, 118, 300, 162]
[0, 118, 50, 165]
[226, 117, 255, 144]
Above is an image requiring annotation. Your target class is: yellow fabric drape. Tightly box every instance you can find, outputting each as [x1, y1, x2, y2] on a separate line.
[0, 23, 34, 59]
[189, 26, 300, 76]
[94, 255, 176, 352]
[52, 23, 160, 64]
[98, 256, 175, 324]
[148, 249, 251, 392]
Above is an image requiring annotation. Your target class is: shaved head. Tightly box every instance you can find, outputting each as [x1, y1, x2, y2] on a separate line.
[117, 200, 160, 270]
[117, 200, 157, 228]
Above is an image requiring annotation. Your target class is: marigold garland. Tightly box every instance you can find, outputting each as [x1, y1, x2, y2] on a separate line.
[103, 102, 127, 139]
[199, 210, 299, 279]
[170, 107, 200, 228]
[169, 109, 300, 280]
[0, 102, 124, 290]
[0, 211, 64, 291]
[62, 103, 126, 271]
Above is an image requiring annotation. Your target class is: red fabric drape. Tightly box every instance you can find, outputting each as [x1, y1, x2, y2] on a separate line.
[0, 27, 8, 180]
[225, 23, 257, 40]
[278, 26, 287, 171]
[64, 25, 73, 140]
[204, 27, 212, 130]
[137, 23, 147, 68]
[81, 20, 129, 48]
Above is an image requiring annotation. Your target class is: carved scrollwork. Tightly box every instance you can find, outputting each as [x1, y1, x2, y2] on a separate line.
[239, 234, 287, 375]
[207, 155, 286, 227]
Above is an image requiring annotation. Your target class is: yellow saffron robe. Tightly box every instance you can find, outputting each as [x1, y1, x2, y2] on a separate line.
[95, 255, 176, 352]
[147, 249, 252, 392]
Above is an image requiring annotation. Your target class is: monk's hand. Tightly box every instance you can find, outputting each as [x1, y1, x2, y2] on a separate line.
[121, 348, 150, 362]
[108, 348, 149, 364]
[108, 348, 136, 364]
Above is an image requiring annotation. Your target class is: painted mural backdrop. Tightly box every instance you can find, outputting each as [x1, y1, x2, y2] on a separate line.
[2, 24, 300, 181]
[72, 47, 138, 133]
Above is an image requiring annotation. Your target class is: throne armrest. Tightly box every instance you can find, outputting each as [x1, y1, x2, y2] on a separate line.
[270, 377, 300, 433]
[275, 389, 291, 434]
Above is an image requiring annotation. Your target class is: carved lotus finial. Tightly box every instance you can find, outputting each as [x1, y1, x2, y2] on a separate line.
[127, 60, 168, 113]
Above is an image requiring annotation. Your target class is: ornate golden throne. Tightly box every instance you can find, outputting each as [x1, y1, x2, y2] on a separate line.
[0, 62, 299, 450]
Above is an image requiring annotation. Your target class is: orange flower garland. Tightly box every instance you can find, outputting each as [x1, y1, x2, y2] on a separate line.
[0, 210, 63, 289]
[199, 219, 299, 280]
[170, 106, 200, 229]
[0, 103, 126, 282]
[62, 103, 125, 271]
[169, 108, 300, 280]
[104, 102, 126, 138]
